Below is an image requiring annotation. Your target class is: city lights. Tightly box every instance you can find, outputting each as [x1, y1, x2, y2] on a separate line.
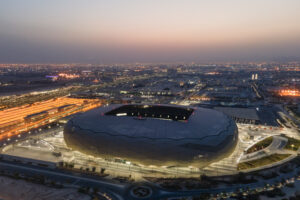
[58, 73, 80, 79]
[279, 89, 300, 97]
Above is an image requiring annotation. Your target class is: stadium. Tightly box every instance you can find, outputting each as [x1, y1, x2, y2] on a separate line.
[64, 104, 238, 168]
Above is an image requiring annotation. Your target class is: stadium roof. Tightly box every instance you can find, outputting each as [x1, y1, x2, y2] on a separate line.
[214, 107, 259, 120]
[69, 104, 235, 145]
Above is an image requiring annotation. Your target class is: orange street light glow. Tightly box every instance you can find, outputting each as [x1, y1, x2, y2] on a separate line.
[279, 89, 300, 97]
[0, 97, 104, 141]
[58, 73, 80, 79]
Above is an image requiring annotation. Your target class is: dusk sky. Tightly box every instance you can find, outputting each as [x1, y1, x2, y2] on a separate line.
[1, 0, 300, 63]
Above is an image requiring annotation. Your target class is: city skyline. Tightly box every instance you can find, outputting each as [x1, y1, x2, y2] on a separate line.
[1, 0, 300, 63]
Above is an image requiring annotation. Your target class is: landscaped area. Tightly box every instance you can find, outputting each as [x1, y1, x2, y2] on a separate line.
[246, 136, 273, 154]
[238, 154, 291, 170]
[283, 136, 300, 151]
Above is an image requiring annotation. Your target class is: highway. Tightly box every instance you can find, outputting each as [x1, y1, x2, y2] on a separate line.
[0, 97, 102, 141]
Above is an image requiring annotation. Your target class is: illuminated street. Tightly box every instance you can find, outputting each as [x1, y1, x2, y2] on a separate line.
[1, 1, 300, 197]
[0, 97, 103, 141]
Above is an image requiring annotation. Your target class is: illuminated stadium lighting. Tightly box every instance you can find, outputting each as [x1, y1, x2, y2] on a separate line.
[64, 104, 238, 168]
[116, 113, 127, 116]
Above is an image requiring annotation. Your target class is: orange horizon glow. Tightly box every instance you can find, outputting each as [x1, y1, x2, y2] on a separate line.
[1, 0, 300, 62]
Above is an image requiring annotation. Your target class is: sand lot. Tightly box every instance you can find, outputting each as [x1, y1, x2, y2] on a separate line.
[0, 176, 90, 200]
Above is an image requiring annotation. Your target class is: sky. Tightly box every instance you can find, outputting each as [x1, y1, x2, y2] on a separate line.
[0, 0, 300, 63]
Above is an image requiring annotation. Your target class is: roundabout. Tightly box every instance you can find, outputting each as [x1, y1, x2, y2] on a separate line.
[130, 185, 153, 199]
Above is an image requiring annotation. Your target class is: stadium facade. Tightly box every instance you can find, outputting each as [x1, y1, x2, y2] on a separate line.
[64, 104, 238, 168]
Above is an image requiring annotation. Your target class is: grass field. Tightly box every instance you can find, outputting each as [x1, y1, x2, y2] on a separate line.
[284, 136, 300, 151]
[238, 154, 291, 170]
[246, 136, 273, 154]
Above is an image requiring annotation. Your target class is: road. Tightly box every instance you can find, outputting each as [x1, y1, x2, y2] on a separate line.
[1, 158, 300, 200]
[0, 160, 128, 199]
[0, 97, 102, 141]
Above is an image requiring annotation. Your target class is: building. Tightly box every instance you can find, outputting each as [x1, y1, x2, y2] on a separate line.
[214, 107, 260, 124]
[24, 111, 48, 123]
[64, 104, 238, 168]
